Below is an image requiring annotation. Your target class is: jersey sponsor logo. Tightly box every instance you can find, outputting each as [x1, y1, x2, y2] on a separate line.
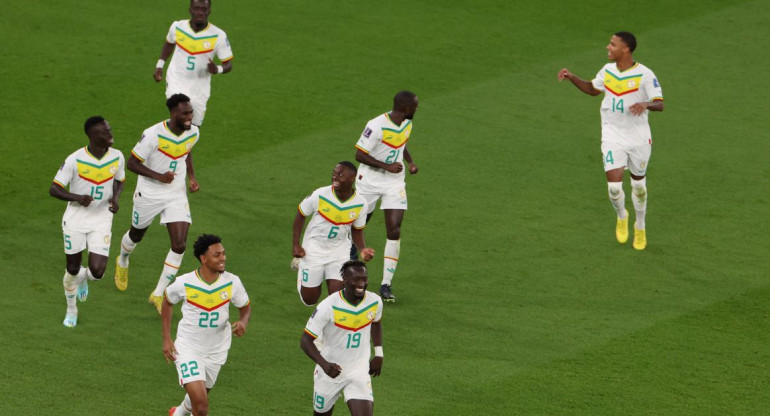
[317, 195, 364, 225]
[381, 122, 412, 150]
[157, 132, 198, 160]
[76, 157, 121, 185]
[604, 70, 643, 97]
[184, 281, 233, 311]
[332, 301, 379, 331]
[175, 27, 218, 55]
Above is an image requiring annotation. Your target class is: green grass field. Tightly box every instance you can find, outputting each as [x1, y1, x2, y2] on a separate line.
[2, 0, 769, 414]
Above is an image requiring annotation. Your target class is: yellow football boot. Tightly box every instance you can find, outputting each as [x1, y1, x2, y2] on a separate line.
[633, 227, 647, 250]
[615, 211, 629, 244]
[114, 257, 129, 291]
[149, 293, 164, 315]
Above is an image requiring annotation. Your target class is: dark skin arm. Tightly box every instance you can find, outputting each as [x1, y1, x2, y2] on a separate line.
[127, 154, 175, 183]
[292, 211, 307, 258]
[108, 180, 125, 214]
[557, 68, 602, 96]
[356, 149, 403, 173]
[161, 299, 177, 363]
[206, 58, 234, 75]
[369, 320, 383, 376]
[185, 152, 200, 192]
[629, 100, 665, 115]
[300, 332, 341, 378]
[351, 228, 374, 261]
[153, 42, 176, 82]
[231, 303, 251, 337]
[403, 146, 418, 174]
[49, 183, 93, 207]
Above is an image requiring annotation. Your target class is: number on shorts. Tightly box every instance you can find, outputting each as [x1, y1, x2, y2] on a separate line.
[346, 332, 361, 349]
[198, 311, 220, 328]
[90, 186, 104, 200]
[186, 56, 195, 70]
[328, 226, 339, 239]
[169, 161, 178, 172]
[180, 361, 200, 378]
[302, 269, 309, 282]
[314, 392, 325, 410]
[604, 151, 614, 165]
[132, 211, 140, 226]
[64, 234, 72, 250]
[611, 97, 624, 113]
[385, 149, 400, 164]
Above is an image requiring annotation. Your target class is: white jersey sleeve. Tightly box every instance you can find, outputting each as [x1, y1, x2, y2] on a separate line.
[165, 21, 177, 44]
[53, 154, 77, 188]
[231, 275, 250, 308]
[165, 277, 186, 304]
[115, 151, 127, 182]
[355, 122, 383, 154]
[131, 128, 158, 163]
[215, 31, 233, 62]
[298, 189, 320, 217]
[304, 301, 332, 339]
[352, 202, 368, 229]
[642, 69, 663, 101]
[592, 66, 607, 91]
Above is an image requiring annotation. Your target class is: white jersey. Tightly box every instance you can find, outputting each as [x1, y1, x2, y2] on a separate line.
[304, 290, 383, 380]
[131, 120, 199, 195]
[355, 113, 413, 190]
[591, 62, 663, 147]
[298, 186, 368, 256]
[165, 20, 233, 99]
[53, 146, 126, 221]
[165, 270, 250, 355]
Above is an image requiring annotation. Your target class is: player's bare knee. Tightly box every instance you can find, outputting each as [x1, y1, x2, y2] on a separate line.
[300, 292, 319, 306]
[171, 241, 186, 254]
[193, 402, 209, 416]
[386, 226, 401, 240]
[89, 266, 106, 280]
[66, 265, 80, 276]
[128, 228, 145, 243]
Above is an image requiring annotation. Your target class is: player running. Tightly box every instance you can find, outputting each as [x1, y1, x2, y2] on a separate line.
[300, 260, 384, 416]
[558, 31, 664, 250]
[50, 116, 125, 327]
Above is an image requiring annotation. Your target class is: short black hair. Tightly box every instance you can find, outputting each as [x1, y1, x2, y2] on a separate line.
[166, 93, 191, 111]
[193, 234, 222, 262]
[337, 161, 357, 173]
[340, 260, 367, 278]
[393, 90, 417, 111]
[191, 0, 211, 6]
[615, 31, 637, 53]
[84, 116, 105, 135]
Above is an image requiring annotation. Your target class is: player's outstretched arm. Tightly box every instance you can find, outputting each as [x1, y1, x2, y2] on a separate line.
[557, 68, 601, 96]
[231, 303, 251, 338]
[351, 228, 374, 262]
[153, 42, 175, 82]
[186, 152, 199, 193]
[300, 332, 341, 378]
[49, 182, 93, 207]
[369, 321, 383, 377]
[292, 211, 307, 258]
[127, 154, 175, 183]
[161, 298, 177, 363]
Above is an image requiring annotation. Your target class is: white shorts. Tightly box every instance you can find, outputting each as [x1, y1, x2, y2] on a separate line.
[297, 254, 346, 289]
[357, 186, 407, 214]
[131, 190, 191, 229]
[62, 209, 113, 256]
[173, 342, 227, 389]
[312, 369, 373, 413]
[601, 142, 652, 176]
[166, 83, 208, 126]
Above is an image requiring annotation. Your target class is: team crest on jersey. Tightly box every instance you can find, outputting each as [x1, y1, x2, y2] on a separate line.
[317, 195, 364, 225]
[184, 279, 233, 311]
[604, 70, 643, 97]
[220, 291, 229, 300]
[157, 132, 198, 160]
[381, 122, 412, 150]
[627, 80, 636, 88]
[77, 157, 120, 185]
[333, 300, 378, 331]
[175, 27, 218, 55]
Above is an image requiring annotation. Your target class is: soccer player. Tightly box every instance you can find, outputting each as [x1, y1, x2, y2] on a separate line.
[162, 234, 251, 416]
[293, 162, 375, 306]
[558, 31, 664, 250]
[114, 94, 201, 313]
[153, 0, 233, 126]
[50, 116, 126, 327]
[300, 260, 384, 416]
[353, 91, 419, 302]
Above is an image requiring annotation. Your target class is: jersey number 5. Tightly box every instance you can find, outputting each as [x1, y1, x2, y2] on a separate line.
[186, 56, 195, 71]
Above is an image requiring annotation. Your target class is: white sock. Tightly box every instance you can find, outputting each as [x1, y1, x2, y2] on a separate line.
[174, 395, 192, 416]
[76, 266, 89, 284]
[382, 239, 400, 286]
[118, 232, 138, 268]
[607, 182, 627, 219]
[153, 250, 184, 296]
[63, 271, 79, 313]
[631, 177, 647, 230]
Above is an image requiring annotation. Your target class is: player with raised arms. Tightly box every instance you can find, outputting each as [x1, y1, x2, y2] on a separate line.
[50, 116, 125, 327]
[153, 0, 234, 127]
[293, 161, 374, 306]
[114, 94, 201, 313]
[558, 31, 663, 250]
[300, 260, 384, 416]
